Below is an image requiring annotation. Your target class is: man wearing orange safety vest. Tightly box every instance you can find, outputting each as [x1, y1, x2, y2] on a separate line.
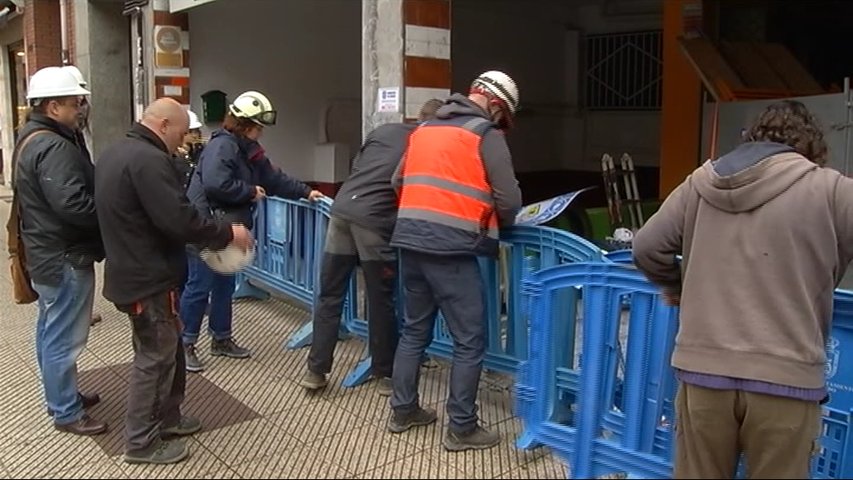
[386, 71, 523, 452]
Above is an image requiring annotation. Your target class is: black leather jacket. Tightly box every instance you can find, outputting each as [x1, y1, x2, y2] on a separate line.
[15, 114, 103, 286]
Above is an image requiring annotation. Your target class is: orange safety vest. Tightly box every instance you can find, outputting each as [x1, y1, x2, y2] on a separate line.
[396, 116, 498, 254]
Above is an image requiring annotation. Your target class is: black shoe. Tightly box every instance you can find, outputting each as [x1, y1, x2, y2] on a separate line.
[185, 344, 204, 372]
[211, 338, 251, 359]
[443, 425, 501, 451]
[298, 370, 328, 390]
[386, 406, 437, 433]
[124, 438, 189, 465]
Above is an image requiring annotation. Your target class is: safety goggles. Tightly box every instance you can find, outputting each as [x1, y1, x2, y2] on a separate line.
[252, 110, 277, 126]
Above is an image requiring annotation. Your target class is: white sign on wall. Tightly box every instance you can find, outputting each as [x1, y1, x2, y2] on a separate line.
[169, 0, 220, 13]
[377, 87, 400, 113]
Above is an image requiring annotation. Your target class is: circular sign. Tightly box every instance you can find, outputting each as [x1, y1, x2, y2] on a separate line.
[156, 26, 182, 53]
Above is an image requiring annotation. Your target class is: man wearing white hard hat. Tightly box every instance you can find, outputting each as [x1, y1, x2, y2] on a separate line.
[387, 71, 523, 451]
[173, 110, 204, 190]
[13, 66, 106, 436]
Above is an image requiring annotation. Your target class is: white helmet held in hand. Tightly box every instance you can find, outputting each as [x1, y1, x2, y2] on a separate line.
[471, 70, 519, 115]
[187, 110, 203, 129]
[27, 66, 91, 101]
[229, 90, 276, 126]
[61, 65, 87, 88]
[199, 243, 256, 274]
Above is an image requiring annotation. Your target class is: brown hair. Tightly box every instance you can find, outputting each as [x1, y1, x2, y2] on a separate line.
[222, 112, 259, 138]
[747, 100, 829, 166]
[418, 99, 444, 122]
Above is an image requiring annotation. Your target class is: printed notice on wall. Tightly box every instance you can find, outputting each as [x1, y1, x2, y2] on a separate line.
[377, 87, 400, 113]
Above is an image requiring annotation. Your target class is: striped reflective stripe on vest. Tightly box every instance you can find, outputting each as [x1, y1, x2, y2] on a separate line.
[397, 207, 499, 239]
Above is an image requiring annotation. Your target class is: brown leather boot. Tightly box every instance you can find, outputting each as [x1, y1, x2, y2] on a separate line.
[54, 414, 108, 436]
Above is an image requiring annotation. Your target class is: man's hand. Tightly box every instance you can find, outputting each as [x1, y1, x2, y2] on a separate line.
[307, 190, 324, 202]
[230, 224, 253, 252]
[252, 186, 267, 202]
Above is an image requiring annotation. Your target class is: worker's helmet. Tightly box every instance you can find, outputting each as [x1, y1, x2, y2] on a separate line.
[61, 65, 88, 88]
[229, 91, 276, 126]
[187, 110, 203, 130]
[26, 67, 91, 101]
[470, 70, 519, 116]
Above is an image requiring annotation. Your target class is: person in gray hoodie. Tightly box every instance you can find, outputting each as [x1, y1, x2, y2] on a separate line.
[633, 100, 851, 478]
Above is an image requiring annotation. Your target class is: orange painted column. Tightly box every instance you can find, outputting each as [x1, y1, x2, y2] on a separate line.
[659, 0, 704, 198]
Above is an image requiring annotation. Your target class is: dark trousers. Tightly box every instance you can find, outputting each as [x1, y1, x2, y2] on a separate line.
[308, 216, 398, 378]
[122, 290, 186, 453]
[390, 250, 485, 434]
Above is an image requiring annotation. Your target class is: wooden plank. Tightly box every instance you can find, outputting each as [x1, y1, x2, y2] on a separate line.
[720, 41, 788, 90]
[678, 37, 745, 101]
[753, 43, 824, 94]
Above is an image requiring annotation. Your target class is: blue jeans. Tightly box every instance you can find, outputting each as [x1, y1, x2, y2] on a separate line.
[32, 264, 95, 425]
[179, 254, 235, 345]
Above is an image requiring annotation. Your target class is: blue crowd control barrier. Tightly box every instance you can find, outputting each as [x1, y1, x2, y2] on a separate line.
[517, 262, 853, 479]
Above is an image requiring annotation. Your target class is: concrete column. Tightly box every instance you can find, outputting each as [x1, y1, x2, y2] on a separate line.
[362, 0, 451, 139]
[74, 0, 132, 160]
[362, 0, 405, 140]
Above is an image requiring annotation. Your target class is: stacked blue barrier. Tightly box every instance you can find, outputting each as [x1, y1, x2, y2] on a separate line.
[340, 225, 607, 387]
[516, 259, 853, 479]
[236, 197, 610, 387]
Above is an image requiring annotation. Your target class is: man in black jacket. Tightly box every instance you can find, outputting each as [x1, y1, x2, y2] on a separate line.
[95, 98, 252, 465]
[14, 67, 105, 437]
[298, 99, 443, 395]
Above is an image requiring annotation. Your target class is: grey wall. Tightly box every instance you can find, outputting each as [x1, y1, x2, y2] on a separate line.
[76, 0, 132, 160]
[188, 0, 361, 181]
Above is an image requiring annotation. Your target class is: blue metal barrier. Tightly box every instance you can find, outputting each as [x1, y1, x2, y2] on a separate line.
[517, 261, 853, 479]
[340, 226, 607, 387]
[233, 197, 333, 349]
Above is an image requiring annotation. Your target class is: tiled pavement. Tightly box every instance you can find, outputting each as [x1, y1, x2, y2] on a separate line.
[0, 197, 568, 479]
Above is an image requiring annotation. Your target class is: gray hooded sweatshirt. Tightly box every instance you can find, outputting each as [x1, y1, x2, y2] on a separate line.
[633, 142, 853, 389]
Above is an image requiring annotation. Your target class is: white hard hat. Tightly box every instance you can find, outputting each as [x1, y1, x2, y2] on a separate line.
[229, 90, 276, 126]
[27, 66, 91, 100]
[61, 65, 87, 88]
[199, 243, 256, 274]
[187, 110, 202, 129]
[471, 70, 519, 115]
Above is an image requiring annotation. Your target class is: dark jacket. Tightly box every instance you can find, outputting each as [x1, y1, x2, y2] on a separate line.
[186, 129, 311, 229]
[173, 142, 203, 191]
[15, 114, 103, 286]
[95, 123, 233, 305]
[331, 123, 416, 236]
[390, 94, 522, 257]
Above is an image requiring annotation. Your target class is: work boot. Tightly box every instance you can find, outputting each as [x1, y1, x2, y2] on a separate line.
[376, 377, 392, 397]
[443, 425, 501, 451]
[161, 415, 202, 438]
[298, 370, 328, 390]
[123, 438, 189, 465]
[387, 406, 437, 433]
[211, 338, 251, 358]
[185, 344, 204, 373]
[54, 414, 108, 436]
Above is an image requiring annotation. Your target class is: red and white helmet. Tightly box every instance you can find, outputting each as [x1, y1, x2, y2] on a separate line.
[471, 70, 519, 116]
